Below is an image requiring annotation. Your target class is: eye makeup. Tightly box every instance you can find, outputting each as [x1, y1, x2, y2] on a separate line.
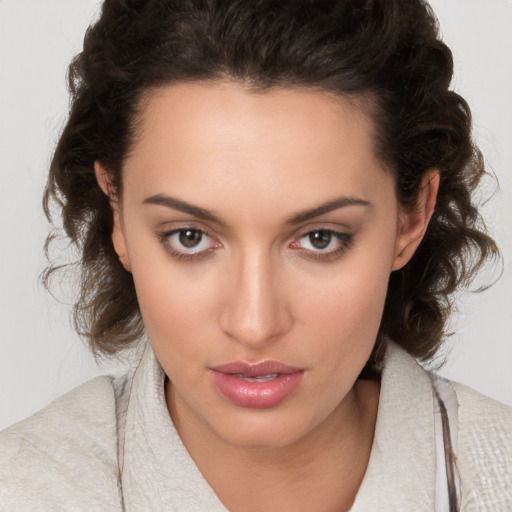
[289, 229, 355, 262]
[156, 224, 355, 264]
[157, 227, 221, 261]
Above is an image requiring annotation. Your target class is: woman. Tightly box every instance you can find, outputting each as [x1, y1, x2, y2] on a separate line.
[1, 0, 510, 510]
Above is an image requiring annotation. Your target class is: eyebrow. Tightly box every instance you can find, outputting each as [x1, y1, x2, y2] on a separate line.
[143, 194, 227, 225]
[143, 193, 371, 226]
[285, 196, 372, 225]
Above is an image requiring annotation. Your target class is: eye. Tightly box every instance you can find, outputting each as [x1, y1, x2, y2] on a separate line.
[175, 229, 206, 249]
[159, 228, 220, 259]
[290, 229, 353, 259]
[304, 230, 335, 250]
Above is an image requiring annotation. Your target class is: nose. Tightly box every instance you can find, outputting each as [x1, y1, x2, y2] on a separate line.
[219, 249, 293, 349]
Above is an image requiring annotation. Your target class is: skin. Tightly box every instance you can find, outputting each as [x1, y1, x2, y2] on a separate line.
[96, 81, 438, 511]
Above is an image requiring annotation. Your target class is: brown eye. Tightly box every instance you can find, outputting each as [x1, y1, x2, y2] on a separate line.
[160, 227, 220, 259]
[309, 230, 332, 249]
[289, 229, 353, 260]
[178, 229, 203, 248]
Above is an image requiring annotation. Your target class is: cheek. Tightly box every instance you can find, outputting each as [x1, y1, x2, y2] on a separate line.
[128, 252, 230, 375]
[132, 270, 212, 383]
[296, 252, 393, 334]
[133, 264, 215, 335]
[296, 274, 388, 363]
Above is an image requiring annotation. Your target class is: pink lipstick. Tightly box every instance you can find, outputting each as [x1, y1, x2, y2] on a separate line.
[209, 361, 304, 408]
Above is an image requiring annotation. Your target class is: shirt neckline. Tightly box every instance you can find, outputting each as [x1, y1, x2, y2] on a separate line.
[121, 341, 436, 510]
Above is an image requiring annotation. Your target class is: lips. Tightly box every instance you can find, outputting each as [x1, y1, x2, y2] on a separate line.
[209, 361, 304, 409]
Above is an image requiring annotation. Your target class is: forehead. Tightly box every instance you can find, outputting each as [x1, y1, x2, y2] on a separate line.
[133, 81, 377, 156]
[123, 81, 392, 216]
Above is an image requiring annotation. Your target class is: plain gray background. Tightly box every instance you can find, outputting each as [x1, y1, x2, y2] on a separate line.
[1, 0, 511, 431]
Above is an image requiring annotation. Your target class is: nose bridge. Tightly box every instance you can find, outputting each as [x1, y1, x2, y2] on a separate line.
[220, 246, 290, 347]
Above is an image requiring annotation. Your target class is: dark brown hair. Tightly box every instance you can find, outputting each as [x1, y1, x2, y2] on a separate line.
[43, 0, 498, 361]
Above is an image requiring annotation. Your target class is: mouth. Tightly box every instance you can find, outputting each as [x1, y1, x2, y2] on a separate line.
[235, 373, 280, 383]
[209, 360, 304, 409]
[211, 360, 302, 376]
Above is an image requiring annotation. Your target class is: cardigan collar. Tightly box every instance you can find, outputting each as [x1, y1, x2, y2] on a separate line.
[121, 341, 436, 511]
[350, 341, 436, 511]
[121, 343, 228, 511]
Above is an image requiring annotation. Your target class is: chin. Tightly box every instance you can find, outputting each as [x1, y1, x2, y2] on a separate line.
[206, 409, 318, 451]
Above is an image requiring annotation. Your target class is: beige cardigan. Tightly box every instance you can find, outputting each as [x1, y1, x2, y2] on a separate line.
[1, 341, 511, 511]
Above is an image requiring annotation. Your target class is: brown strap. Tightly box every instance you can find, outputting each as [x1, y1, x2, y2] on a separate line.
[434, 386, 460, 512]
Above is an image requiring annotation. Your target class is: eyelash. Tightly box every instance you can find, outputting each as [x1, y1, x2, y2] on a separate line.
[291, 230, 354, 261]
[157, 228, 354, 262]
[158, 228, 219, 261]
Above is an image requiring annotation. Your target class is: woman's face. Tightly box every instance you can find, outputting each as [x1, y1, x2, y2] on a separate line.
[103, 81, 431, 450]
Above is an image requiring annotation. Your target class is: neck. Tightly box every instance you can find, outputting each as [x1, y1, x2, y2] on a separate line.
[167, 378, 380, 512]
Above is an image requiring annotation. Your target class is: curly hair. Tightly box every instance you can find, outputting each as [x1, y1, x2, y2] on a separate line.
[43, 0, 498, 361]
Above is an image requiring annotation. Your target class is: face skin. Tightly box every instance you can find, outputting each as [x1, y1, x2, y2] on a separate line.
[96, 81, 437, 507]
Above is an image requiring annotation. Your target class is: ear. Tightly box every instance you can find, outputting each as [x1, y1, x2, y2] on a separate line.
[94, 161, 132, 272]
[391, 170, 440, 271]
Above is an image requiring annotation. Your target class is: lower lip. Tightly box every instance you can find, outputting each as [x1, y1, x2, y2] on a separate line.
[210, 370, 304, 409]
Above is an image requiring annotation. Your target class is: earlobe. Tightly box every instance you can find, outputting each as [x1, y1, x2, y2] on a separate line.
[94, 161, 132, 273]
[391, 170, 440, 271]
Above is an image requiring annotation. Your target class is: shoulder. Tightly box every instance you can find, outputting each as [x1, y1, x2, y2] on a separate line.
[0, 374, 126, 511]
[452, 379, 512, 429]
[384, 342, 512, 507]
[450, 380, 512, 508]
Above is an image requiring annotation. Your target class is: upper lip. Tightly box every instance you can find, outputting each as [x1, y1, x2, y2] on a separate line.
[210, 360, 303, 377]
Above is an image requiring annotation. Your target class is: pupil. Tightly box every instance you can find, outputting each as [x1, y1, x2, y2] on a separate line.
[179, 230, 202, 248]
[310, 230, 331, 249]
